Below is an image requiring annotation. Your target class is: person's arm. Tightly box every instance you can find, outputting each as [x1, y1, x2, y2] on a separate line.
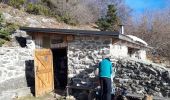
[110, 63, 112, 74]
[98, 62, 101, 73]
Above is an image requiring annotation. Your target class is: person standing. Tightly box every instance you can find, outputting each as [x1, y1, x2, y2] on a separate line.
[99, 54, 112, 100]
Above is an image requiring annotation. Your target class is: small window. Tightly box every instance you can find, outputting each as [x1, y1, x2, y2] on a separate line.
[128, 47, 133, 57]
[128, 47, 139, 58]
[43, 36, 50, 48]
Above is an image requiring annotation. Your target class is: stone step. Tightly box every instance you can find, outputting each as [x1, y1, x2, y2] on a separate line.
[0, 87, 32, 100]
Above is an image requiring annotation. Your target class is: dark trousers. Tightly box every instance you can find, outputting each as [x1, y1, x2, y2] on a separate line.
[100, 77, 111, 100]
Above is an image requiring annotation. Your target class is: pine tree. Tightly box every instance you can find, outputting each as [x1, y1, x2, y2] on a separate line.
[96, 5, 120, 31]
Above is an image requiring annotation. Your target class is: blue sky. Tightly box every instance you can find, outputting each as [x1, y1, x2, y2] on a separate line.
[125, 0, 168, 15]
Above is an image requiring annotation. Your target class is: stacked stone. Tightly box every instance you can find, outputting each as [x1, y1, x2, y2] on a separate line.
[67, 36, 112, 87]
[114, 59, 170, 97]
[0, 48, 34, 94]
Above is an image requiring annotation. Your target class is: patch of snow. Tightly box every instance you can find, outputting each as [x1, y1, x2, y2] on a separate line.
[127, 35, 148, 46]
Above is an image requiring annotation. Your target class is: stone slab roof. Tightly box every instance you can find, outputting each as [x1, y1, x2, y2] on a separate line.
[20, 27, 120, 37]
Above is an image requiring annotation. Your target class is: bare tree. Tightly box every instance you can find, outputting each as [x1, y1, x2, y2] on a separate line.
[46, 0, 100, 24]
[46, 0, 130, 24]
[126, 9, 170, 63]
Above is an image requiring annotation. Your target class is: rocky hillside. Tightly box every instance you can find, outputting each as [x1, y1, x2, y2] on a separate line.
[0, 3, 98, 30]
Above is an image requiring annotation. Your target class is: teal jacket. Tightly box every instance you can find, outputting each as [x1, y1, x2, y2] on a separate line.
[99, 58, 112, 78]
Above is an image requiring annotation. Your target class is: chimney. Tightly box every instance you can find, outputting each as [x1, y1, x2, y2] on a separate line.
[120, 24, 124, 34]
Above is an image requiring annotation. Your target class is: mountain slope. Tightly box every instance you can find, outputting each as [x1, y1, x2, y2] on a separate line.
[0, 3, 98, 30]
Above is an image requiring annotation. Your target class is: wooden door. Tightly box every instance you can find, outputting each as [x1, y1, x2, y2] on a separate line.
[34, 49, 54, 97]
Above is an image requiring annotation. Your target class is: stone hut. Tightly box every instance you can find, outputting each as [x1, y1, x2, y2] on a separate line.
[21, 27, 149, 96]
[0, 27, 150, 98]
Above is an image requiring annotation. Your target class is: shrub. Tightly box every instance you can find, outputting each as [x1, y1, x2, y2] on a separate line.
[8, 0, 26, 9]
[26, 3, 50, 16]
[0, 29, 10, 40]
[0, 39, 6, 46]
[0, 13, 19, 46]
[0, 23, 19, 41]
[60, 14, 78, 25]
[0, 13, 9, 41]
[26, 3, 78, 25]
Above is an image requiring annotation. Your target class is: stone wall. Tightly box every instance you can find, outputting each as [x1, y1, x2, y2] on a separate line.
[67, 36, 112, 86]
[110, 42, 147, 60]
[110, 43, 128, 58]
[0, 48, 34, 94]
[114, 58, 170, 97]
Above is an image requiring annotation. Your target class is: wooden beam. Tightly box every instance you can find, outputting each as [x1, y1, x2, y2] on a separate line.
[112, 38, 119, 44]
[66, 35, 74, 42]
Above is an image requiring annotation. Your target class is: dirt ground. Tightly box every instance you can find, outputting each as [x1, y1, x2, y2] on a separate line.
[14, 93, 62, 100]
